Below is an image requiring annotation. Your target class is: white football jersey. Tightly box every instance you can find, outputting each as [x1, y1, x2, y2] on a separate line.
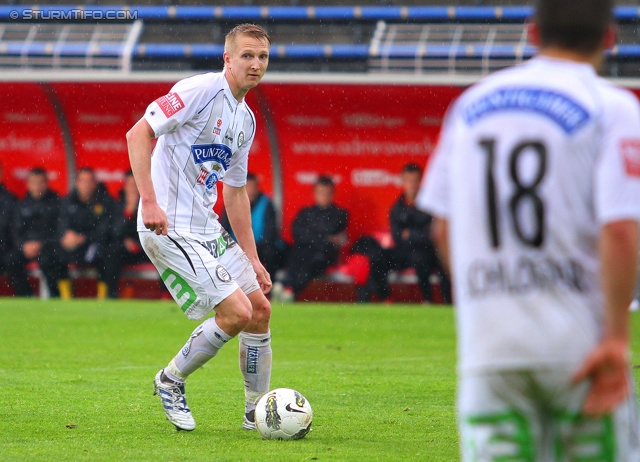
[139, 72, 256, 234]
[417, 56, 640, 373]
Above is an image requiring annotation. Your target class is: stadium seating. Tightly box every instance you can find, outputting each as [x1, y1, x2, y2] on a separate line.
[2, 4, 640, 301]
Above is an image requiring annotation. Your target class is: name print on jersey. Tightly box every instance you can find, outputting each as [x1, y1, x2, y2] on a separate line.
[155, 92, 185, 118]
[464, 87, 590, 134]
[466, 256, 588, 299]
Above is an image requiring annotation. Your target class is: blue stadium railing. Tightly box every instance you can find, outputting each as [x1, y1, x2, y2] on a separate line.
[4, 42, 639, 62]
[2, 5, 640, 22]
[2, 6, 640, 62]
[133, 43, 536, 60]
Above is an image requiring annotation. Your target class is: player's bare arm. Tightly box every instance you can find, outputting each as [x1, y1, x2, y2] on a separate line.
[223, 182, 272, 294]
[572, 219, 639, 416]
[126, 118, 168, 235]
[431, 217, 450, 274]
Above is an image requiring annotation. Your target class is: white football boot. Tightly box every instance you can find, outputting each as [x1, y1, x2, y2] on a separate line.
[242, 409, 256, 430]
[153, 369, 196, 431]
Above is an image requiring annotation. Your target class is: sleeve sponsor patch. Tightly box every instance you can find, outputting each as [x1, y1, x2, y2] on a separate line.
[155, 92, 185, 118]
[621, 139, 640, 177]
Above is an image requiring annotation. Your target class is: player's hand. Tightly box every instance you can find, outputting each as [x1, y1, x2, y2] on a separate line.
[142, 200, 168, 235]
[252, 259, 272, 294]
[571, 337, 630, 416]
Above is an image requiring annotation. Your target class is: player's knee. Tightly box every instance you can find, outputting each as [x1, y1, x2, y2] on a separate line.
[234, 298, 253, 328]
[251, 297, 271, 324]
[216, 290, 253, 331]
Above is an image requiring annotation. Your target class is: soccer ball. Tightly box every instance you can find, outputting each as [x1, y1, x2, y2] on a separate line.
[255, 388, 313, 440]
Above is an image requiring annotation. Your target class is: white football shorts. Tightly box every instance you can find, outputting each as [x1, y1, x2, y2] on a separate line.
[458, 367, 640, 461]
[140, 229, 260, 321]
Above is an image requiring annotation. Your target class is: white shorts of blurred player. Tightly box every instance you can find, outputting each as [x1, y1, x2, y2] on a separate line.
[139, 230, 260, 321]
[458, 368, 640, 461]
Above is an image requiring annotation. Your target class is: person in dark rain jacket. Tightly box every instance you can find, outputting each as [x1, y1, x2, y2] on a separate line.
[104, 170, 150, 298]
[273, 175, 348, 301]
[57, 167, 114, 299]
[0, 162, 17, 283]
[7, 167, 65, 297]
[389, 163, 451, 303]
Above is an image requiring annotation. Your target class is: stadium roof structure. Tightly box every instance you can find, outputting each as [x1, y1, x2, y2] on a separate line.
[0, 5, 639, 77]
[3, 5, 640, 21]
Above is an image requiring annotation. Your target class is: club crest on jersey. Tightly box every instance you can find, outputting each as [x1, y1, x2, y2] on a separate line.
[215, 265, 232, 283]
[155, 92, 185, 118]
[237, 131, 245, 148]
[621, 139, 640, 177]
[196, 165, 225, 191]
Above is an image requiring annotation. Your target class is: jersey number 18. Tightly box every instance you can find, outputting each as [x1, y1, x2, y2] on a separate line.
[480, 138, 547, 249]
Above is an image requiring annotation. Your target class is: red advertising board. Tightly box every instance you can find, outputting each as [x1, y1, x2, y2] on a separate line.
[258, 83, 464, 241]
[3, 80, 638, 248]
[51, 82, 172, 198]
[0, 83, 68, 198]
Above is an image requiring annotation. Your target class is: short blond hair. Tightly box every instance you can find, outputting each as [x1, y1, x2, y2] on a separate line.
[224, 23, 271, 53]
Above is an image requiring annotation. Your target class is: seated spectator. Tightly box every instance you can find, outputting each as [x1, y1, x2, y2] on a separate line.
[104, 171, 149, 298]
[348, 164, 452, 304]
[58, 167, 114, 299]
[273, 175, 349, 301]
[0, 162, 17, 283]
[389, 163, 451, 303]
[348, 234, 393, 302]
[220, 172, 286, 278]
[7, 167, 65, 297]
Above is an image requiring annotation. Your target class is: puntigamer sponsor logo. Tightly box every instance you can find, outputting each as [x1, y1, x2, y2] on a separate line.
[191, 143, 232, 166]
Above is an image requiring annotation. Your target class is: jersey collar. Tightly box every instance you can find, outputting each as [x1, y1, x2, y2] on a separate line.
[529, 55, 597, 78]
[222, 74, 244, 107]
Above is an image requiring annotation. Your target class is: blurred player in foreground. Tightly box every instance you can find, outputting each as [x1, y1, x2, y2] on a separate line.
[418, 0, 640, 459]
[126, 24, 272, 432]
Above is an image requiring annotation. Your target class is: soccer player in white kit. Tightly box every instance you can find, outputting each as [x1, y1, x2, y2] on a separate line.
[126, 24, 273, 432]
[418, 0, 640, 460]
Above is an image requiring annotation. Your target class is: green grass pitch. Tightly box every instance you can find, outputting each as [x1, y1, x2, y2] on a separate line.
[1, 298, 639, 461]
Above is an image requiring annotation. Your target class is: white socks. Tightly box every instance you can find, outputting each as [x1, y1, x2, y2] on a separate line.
[239, 331, 272, 413]
[165, 317, 232, 383]
[163, 318, 272, 415]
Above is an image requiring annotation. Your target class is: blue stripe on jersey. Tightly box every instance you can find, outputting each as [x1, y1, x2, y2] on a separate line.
[464, 87, 590, 134]
[197, 88, 224, 115]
